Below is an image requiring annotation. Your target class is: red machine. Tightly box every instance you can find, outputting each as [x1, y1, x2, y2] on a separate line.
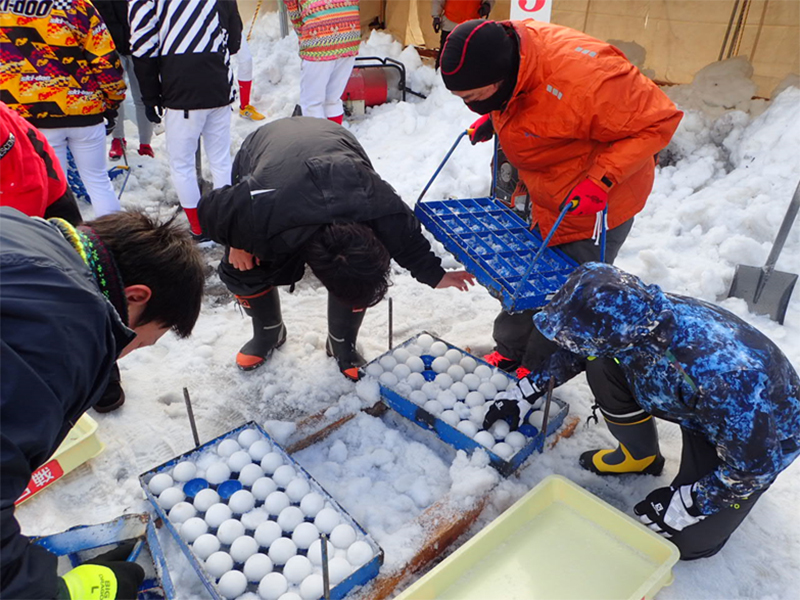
[342, 57, 424, 115]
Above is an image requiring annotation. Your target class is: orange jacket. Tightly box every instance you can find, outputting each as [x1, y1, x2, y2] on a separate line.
[445, 0, 484, 24]
[492, 21, 683, 245]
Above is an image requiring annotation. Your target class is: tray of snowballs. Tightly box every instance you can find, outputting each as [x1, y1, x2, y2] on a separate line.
[364, 333, 569, 476]
[140, 422, 382, 600]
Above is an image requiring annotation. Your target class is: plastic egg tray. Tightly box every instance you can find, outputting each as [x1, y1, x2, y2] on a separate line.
[414, 197, 578, 312]
[140, 422, 383, 600]
[365, 333, 569, 477]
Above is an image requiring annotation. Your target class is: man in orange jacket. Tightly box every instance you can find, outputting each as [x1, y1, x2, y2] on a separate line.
[440, 19, 682, 378]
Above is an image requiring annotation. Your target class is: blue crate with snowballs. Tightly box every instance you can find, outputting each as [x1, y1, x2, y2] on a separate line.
[365, 332, 569, 477]
[33, 513, 175, 600]
[139, 422, 383, 600]
[415, 197, 578, 312]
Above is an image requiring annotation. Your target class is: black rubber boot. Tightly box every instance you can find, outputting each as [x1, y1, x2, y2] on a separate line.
[235, 288, 287, 371]
[94, 363, 125, 413]
[580, 415, 665, 476]
[325, 295, 366, 381]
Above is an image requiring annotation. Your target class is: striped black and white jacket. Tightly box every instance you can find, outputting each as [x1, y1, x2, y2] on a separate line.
[129, 0, 243, 110]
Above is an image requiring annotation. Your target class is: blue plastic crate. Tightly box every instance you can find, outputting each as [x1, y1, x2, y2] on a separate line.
[33, 513, 175, 600]
[140, 422, 383, 600]
[366, 333, 569, 477]
[415, 198, 578, 312]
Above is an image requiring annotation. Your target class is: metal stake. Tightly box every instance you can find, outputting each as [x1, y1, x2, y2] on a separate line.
[183, 387, 200, 448]
[321, 533, 331, 599]
[540, 377, 555, 453]
[388, 297, 394, 350]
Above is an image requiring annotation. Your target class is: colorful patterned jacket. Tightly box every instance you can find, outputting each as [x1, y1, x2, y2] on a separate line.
[284, 0, 361, 61]
[0, 0, 125, 129]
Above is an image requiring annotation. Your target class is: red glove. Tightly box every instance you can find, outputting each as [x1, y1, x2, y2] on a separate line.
[468, 115, 493, 144]
[561, 178, 609, 216]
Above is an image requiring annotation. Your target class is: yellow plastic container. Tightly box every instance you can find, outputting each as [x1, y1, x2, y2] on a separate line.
[397, 475, 680, 600]
[16, 414, 104, 505]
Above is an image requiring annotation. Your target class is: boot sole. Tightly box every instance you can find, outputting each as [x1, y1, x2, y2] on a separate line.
[579, 451, 665, 476]
[236, 332, 287, 372]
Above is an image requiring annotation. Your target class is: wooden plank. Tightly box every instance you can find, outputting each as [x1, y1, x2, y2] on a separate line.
[285, 402, 387, 454]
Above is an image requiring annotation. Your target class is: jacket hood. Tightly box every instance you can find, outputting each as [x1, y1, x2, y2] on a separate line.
[534, 263, 674, 356]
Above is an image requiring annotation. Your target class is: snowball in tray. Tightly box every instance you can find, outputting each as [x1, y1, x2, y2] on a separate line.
[230, 535, 259, 563]
[406, 356, 425, 373]
[465, 391, 485, 407]
[329, 556, 352, 585]
[168, 501, 196, 524]
[278, 592, 302, 600]
[252, 477, 278, 501]
[451, 381, 469, 400]
[291, 522, 320, 549]
[228, 450, 253, 473]
[148, 473, 173, 496]
[217, 439, 241, 458]
[346, 540, 373, 566]
[474, 364, 493, 380]
[272, 465, 295, 488]
[244, 553, 273, 582]
[460, 356, 477, 372]
[528, 410, 556, 430]
[378, 355, 397, 370]
[205, 503, 233, 528]
[193, 533, 221, 560]
[229, 489, 256, 514]
[392, 347, 410, 363]
[307, 539, 334, 566]
[205, 551, 234, 578]
[424, 399, 443, 415]
[470, 405, 488, 424]
[454, 402, 472, 420]
[299, 492, 325, 517]
[429, 340, 448, 357]
[437, 389, 457, 409]
[405, 343, 423, 356]
[444, 348, 463, 364]
[158, 487, 185, 511]
[434, 373, 454, 389]
[477, 382, 498, 399]
[314, 507, 340, 534]
[260, 452, 284, 475]
[431, 356, 450, 373]
[206, 462, 232, 485]
[283, 554, 312, 584]
[172, 461, 197, 482]
[378, 371, 398, 387]
[268, 537, 297, 564]
[473, 430, 495, 448]
[217, 519, 246, 545]
[364, 363, 383, 378]
[265, 491, 291, 515]
[447, 364, 466, 382]
[492, 442, 514, 459]
[277, 506, 305, 532]
[490, 420, 511, 440]
[239, 463, 264, 487]
[217, 569, 247, 599]
[441, 410, 459, 427]
[505, 430, 527, 449]
[462, 373, 480, 391]
[330, 523, 357, 548]
[255, 521, 283, 548]
[421, 382, 439, 400]
[406, 372, 426, 390]
[417, 333, 434, 349]
[408, 390, 427, 406]
[248, 440, 273, 462]
[392, 363, 411, 380]
[299, 573, 324, 600]
[238, 428, 262, 449]
[490, 373, 509, 391]
[258, 572, 288, 600]
[285, 478, 310, 502]
[241, 508, 269, 531]
[456, 420, 478, 438]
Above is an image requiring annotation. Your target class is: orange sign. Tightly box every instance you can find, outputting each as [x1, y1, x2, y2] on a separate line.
[16, 459, 65, 505]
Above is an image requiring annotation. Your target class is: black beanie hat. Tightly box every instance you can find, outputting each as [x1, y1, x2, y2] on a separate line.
[441, 20, 517, 91]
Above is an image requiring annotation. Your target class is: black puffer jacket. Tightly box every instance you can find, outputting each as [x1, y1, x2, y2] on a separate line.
[93, 0, 131, 55]
[198, 117, 445, 288]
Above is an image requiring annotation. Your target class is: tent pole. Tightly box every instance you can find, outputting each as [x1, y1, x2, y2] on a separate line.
[728, 0, 752, 58]
[719, 0, 741, 60]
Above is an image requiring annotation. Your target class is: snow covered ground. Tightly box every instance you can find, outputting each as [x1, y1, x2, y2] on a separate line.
[16, 12, 800, 599]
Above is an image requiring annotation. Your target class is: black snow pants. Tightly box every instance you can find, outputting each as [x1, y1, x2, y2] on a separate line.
[585, 357, 767, 560]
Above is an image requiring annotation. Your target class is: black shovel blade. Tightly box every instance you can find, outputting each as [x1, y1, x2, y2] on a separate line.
[728, 264, 798, 324]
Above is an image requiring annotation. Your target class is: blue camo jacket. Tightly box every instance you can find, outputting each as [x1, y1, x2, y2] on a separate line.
[528, 263, 800, 514]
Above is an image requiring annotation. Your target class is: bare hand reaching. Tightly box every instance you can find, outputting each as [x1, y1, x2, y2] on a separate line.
[436, 271, 476, 291]
[229, 247, 260, 271]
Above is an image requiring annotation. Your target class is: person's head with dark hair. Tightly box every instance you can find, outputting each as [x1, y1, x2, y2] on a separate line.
[86, 210, 205, 353]
[304, 223, 392, 308]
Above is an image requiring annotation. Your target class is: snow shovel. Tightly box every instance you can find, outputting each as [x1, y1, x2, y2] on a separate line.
[728, 181, 799, 324]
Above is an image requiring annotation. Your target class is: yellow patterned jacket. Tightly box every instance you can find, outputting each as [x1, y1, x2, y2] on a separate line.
[0, 0, 126, 129]
[284, 0, 361, 62]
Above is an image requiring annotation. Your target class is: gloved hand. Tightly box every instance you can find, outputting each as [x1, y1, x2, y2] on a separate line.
[478, 2, 492, 18]
[58, 542, 145, 600]
[103, 109, 117, 136]
[432, 16, 442, 33]
[483, 377, 540, 430]
[144, 104, 163, 124]
[633, 483, 706, 538]
[559, 177, 610, 216]
[468, 114, 494, 144]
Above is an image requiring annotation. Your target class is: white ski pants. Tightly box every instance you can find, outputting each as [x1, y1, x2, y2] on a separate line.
[165, 106, 232, 210]
[43, 123, 121, 217]
[299, 56, 356, 119]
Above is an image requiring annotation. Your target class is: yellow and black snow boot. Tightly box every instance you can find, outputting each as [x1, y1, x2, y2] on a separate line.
[579, 415, 665, 475]
[326, 295, 366, 381]
[235, 288, 287, 371]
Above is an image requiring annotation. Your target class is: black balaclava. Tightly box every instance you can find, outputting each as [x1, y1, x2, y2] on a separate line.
[441, 20, 520, 114]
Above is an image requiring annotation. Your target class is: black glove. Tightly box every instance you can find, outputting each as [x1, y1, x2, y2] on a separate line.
[433, 16, 442, 33]
[468, 114, 494, 145]
[633, 484, 706, 538]
[58, 542, 145, 600]
[483, 377, 540, 430]
[144, 104, 163, 124]
[103, 109, 117, 136]
[478, 2, 492, 18]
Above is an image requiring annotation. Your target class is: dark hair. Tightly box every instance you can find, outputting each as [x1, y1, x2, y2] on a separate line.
[86, 211, 205, 338]
[304, 223, 391, 308]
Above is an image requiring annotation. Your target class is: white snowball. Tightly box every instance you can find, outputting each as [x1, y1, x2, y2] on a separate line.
[314, 508, 340, 534]
[378, 355, 397, 370]
[278, 592, 302, 600]
[429, 341, 448, 357]
[205, 503, 233, 528]
[228, 450, 253, 473]
[252, 477, 278, 501]
[346, 540, 373, 566]
[474, 364, 493, 380]
[291, 522, 320, 549]
[460, 356, 478, 373]
[477, 382, 498, 399]
[408, 390, 428, 406]
[248, 440, 273, 462]
[168, 501, 196, 524]
[172, 462, 197, 482]
[470, 404, 488, 424]
[437, 389, 457, 409]
[492, 442, 515, 459]
[405, 343, 423, 356]
[205, 551, 234, 579]
[444, 348, 463, 364]
[406, 356, 425, 373]
[528, 411, 545, 430]
[244, 553, 273, 582]
[238, 429, 262, 449]
[330, 523, 357, 549]
[265, 491, 291, 515]
[283, 555, 312, 584]
[307, 539, 334, 566]
[192, 533, 221, 560]
[299, 573, 323, 600]
[416, 333, 434, 349]
[299, 492, 325, 517]
[268, 537, 297, 565]
[421, 382, 440, 400]
[490, 373, 510, 391]
[329, 556, 352, 585]
[457, 421, 478, 438]
[378, 371, 398, 387]
[148, 473, 173, 496]
[392, 363, 411, 380]
[424, 399, 443, 415]
[285, 478, 310, 503]
[229, 489, 256, 514]
[474, 430, 495, 448]
[258, 572, 288, 600]
[217, 439, 241, 458]
[406, 372, 426, 390]
[453, 401, 472, 420]
[446, 364, 466, 382]
[230, 535, 259, 563]
[450, 381, 469, 399]
[431, 356, 450, 373]
[217, 519, 246, 545]
[260, 452, 284, 475]
[465, 391, 485, 407]
[206, 462, 232, 485]
[440, 410, 460, 427]
[254, 521, 283, 548]
[392, 348, 410, 363]
[433, 373, 454, 390]
[364, 363, 384, 378]
[241, 508, 269, 531]
[217, 569, 247, 599]
[490, 420, 511, 440]
[158, 487, 185, 511]
[277, 506, 305, 532]
[239, 463, 265, 487]
[462, 373, 481, 391]
[181, 517, 209, 543]
[272, 465, 296, 488]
